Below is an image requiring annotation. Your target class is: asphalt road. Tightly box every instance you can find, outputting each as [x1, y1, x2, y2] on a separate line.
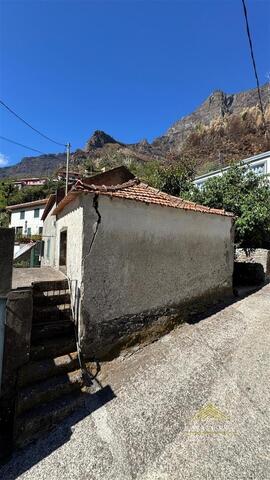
[2, 284, 270, 480]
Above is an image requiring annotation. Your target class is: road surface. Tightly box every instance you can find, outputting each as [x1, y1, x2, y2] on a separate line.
[1, 284, 270, 479]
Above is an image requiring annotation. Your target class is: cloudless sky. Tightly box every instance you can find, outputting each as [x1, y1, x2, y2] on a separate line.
[0, 0, 269, 166]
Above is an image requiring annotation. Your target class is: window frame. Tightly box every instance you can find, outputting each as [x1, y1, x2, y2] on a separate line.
[34, 208, 40, 218]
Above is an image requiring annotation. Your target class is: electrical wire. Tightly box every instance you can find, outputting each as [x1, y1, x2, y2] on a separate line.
[241, 0, 266, 127]
[0, 99, 66, 147]
[0, 135, 46, 155]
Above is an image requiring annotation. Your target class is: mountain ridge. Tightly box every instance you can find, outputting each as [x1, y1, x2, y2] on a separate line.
[1, 83, 269, 179]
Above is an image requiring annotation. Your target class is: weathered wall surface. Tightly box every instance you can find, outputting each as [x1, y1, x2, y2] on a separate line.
[80, 195, 234, 359]
[0, 228, 14, 297]
[55, 197, 84, 316]
[0, 288, 32, 460]
[55, 197, 83, 281]
[0, 228, 14, 396]
[41, 212, 56, 268]
[1, 289, 33, 397]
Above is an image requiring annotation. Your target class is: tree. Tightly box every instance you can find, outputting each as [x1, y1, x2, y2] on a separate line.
[183, 165, 270, 250]
[129, 155, 196, 197]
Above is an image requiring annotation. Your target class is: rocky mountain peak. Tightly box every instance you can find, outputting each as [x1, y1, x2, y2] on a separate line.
[85, 130, 120, 150]
[0, 84, 269, 180]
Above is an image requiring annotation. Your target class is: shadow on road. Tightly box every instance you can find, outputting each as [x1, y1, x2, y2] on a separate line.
[0, 384, 116, 480]
[186, 281, 267, 325]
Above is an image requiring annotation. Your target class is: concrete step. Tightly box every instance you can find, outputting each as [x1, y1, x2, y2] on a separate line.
[32, 279, 69, 293]
[16, 369, 84, 415]
[14, 391, 86, 448]
[30, 336, 76, 361]
[33, 293, 70, 308]
[32, 305, 71, 323]
[18, 352, 80, 387]
[31, 320, 74, 342]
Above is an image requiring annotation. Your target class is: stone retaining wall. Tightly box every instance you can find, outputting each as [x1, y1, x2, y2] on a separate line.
[235, 249, 270, 280]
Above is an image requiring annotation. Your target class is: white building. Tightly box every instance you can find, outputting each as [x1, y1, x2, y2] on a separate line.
[7, 198, 48, 237]
[194, 151, 270, 189]
[13, 178, 47, 190]
[41, 167, 235, 360]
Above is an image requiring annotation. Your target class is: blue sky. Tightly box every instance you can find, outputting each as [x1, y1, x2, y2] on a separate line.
[0, 0, 269, 166]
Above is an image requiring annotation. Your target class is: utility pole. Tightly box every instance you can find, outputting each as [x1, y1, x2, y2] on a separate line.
[65, 142, 71, 195]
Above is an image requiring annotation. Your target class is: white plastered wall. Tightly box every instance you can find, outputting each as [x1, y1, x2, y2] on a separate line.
[81, 194, 234, 325]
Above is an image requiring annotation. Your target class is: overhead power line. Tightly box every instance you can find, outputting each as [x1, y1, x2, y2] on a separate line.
[241, 0, 266, 127]
[0, 99, 66, 147]
[0, 135, 45, 155]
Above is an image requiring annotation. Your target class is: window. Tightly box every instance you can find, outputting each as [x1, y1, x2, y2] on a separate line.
[27, 227, 31, 236]
[20, 211, 25, 220]
[39, 226, 43, 235]
[34, 208, 40, 218]
[250, 162, 265, 175]
[16, 226, 23, 236]
[196, 181, 205, 191]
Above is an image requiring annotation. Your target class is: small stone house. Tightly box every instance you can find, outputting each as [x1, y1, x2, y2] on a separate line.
[42, 167, 235, 359]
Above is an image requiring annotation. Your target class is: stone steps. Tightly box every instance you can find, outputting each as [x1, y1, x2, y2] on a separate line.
[32, 305, 71, 323]
[33, 292, 71, 308]
[16, 369, 83, 415]
[32, 279, 69, 293]
[18, 352, 80, 387]
[14, 391, 86, 448]
[30, 336, 77, 361]
[31, 320, 74, 342]
[13, 278, 87, 449]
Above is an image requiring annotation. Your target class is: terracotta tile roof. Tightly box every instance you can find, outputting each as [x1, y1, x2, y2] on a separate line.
[41, 194, 56, 221]
[6, 198, 49, 211]
[53, 178, 234, 218]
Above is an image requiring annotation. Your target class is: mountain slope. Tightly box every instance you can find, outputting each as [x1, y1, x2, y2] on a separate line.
[0, 153, 66, 179]
[0, 83, 269, 179]
[152, 83, 270, 153]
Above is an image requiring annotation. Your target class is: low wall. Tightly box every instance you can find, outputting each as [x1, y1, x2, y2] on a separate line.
[0, 288, 32, 461]
[235, 248, 270, 281]
[0, 228, 14, 297]
[233, 262, 265, 286]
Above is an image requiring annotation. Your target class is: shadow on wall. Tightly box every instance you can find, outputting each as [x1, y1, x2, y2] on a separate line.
[0, 384, 116, 479]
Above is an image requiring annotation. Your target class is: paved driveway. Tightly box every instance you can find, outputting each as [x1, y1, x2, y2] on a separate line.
[12, 267, 65, 289]
[2, 285, 270, 479]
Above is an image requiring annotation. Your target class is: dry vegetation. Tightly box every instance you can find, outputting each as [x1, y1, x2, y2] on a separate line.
[181, 105, 270, 174]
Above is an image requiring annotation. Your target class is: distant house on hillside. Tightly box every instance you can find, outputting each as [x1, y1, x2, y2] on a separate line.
[13, 177, 47, 190]
[56, 170, 81, 183]
[7, 198, 48, 237]
[41, 166, 235, 360]
[194, 150, 270, 189]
